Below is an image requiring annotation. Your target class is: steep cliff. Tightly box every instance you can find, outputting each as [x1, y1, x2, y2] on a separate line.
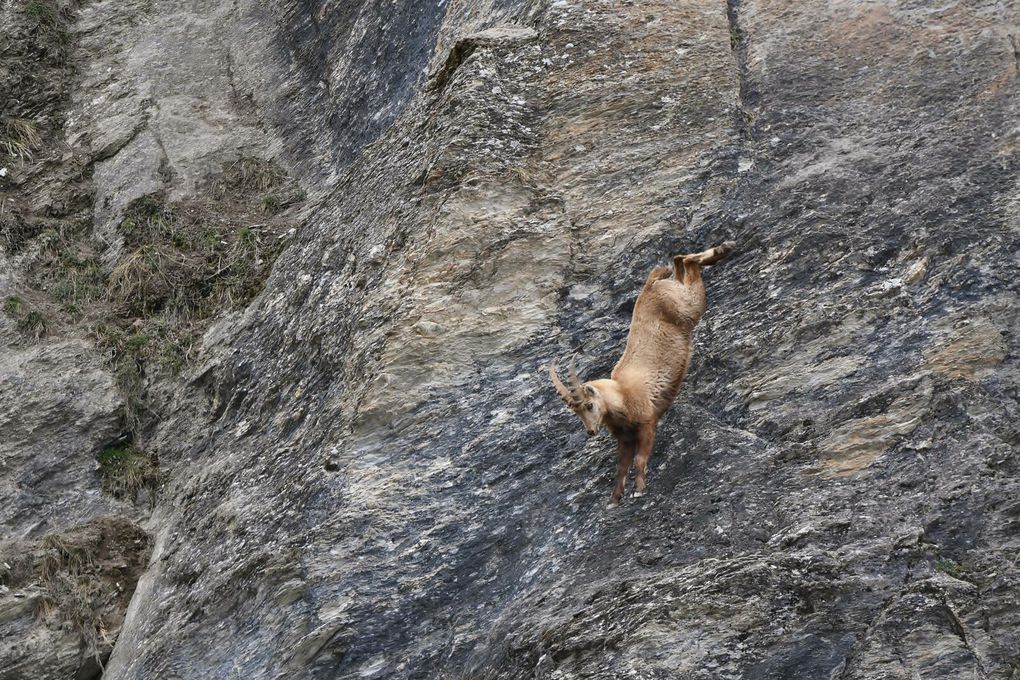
[1, 0, 1018, 678]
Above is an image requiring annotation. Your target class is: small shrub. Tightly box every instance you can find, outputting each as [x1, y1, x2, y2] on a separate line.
[23, 0, 57, 25]
[935, 558, 974, 582]
[123, 333, 150, 352]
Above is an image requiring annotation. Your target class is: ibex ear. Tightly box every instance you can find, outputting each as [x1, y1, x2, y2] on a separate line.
[584, 384, 596, 397]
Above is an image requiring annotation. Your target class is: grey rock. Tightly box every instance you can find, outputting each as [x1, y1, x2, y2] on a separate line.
[2, 0, 1018, 677]
[0, 340, 123, 537]
[0, 340, 142, 679]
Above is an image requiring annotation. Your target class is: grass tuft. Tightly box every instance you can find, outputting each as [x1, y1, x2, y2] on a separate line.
[23, 309, 48, 337]
[96, 442, 159, 503]
[3, 295, 23, 317]
[0, 117, 42, 161]
[41, 236, 107, 314]
[0, 211, 44, 254]
[223, 157, 284, 195]
[107, 244, 188, 316]
[23, 0, 58, 25]
[3, 295, 48, 337]
[39, 534, 95, 580]
[259, 193, 279, 214]
[935, 558, 975, 583]
[37, 531, 104, 661]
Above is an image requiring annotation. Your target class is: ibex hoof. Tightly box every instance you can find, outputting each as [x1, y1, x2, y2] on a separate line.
[632, 490, 645, 498]
[606, 500, 620, 510]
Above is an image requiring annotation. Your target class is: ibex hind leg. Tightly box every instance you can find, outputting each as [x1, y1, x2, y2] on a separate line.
[672, 255, 702, 285]
[690, 241, 736, 266]
[642, 265, 673, 293]
[672, 241, 734, 283]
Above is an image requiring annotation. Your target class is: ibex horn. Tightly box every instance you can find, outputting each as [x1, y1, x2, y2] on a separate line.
[550, 356, 581, 405]
[568, 355, 582, 392]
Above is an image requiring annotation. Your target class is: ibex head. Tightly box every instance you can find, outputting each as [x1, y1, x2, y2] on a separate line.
[550, 356, 605, 436]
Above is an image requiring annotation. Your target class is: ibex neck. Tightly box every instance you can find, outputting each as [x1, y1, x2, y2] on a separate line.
[589, 378, 625, 415]
[591, 377, 652, 431]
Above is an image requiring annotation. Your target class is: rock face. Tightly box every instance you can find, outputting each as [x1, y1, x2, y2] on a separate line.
[0, 338, 152, 677]
[1, 0, 1018, 678]
[0, 341, 122, 532]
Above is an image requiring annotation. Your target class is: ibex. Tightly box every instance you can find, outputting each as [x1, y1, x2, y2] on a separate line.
[551, 242, 735, 507]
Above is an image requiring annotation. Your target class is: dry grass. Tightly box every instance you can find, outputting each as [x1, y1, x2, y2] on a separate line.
[39, 534, 96, 580]
[223, 157, 285, 195]
[0, 210, 43, 253]
[3, 295, 48, 337]
[112, 194, 285, 320]
[18, 162, 298, 444]
[220, 157, 306, 215]
[0, 117, 42, 161]
[89, 191, 288, 434]
[37, 532, 106, 662]
[107, 244, 193, 316]
[33, 520, 152, 666]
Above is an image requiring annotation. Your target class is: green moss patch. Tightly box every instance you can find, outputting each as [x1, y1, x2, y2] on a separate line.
[96, 442, 159, 503]
[3, 294, 48, 337]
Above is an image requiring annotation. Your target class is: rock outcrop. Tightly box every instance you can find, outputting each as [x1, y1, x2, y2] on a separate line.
[1, 0, 1017, 678]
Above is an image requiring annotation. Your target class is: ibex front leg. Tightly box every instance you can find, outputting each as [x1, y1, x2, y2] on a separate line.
[608, 436, 635, 508]
[632, 424, 656, 498]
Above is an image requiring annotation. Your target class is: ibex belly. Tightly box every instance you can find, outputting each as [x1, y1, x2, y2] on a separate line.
[613, 321, 693, 412]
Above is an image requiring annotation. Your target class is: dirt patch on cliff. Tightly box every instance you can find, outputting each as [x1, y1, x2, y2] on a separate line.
[0, 516, 151, 677]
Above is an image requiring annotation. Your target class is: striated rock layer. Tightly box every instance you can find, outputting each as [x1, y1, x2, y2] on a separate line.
[1, 0, 1017, 677]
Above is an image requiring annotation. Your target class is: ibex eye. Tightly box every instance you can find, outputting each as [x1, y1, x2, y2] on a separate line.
[586, 403, 594, 411]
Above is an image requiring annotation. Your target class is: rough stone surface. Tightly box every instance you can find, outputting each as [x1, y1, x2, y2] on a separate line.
[1, 0, 1018, 678]
[0, 340, 122, 534]
[0, 338, 151, 679]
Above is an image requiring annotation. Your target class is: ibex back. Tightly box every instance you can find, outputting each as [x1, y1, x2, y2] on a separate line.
[551, 242, 735, 507]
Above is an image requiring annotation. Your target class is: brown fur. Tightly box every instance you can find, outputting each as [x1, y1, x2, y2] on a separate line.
[551, 241, 735, 507]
